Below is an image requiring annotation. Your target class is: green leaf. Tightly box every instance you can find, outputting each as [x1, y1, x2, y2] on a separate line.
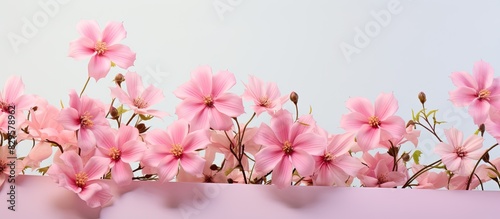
[117, 105, 128, 115]
[37, 166, 50, 176]
[412, 150, 422, 165]
[426, 109, 438, 118]
[139, 114, 154, 121]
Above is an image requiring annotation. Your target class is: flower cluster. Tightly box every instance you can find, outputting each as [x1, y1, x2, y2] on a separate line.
[1, 21, 499, 208]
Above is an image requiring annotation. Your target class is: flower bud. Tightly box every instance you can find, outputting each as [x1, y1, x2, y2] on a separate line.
[290, 91, 299, 105]
[210, 164, 219, 171]
[110, 107, 119, 120]
[32, 106, 38, 111]
[387, 146, 399, 157]
[227, 178, 234, 184]
[406, 120, 415, 128]
[136, 123, 149, 134]
[418, 92, 426, 104]
[482, 152, 490, 163]
[401, 152, 410, 162]
[114, 73, 125, 87]
[479, 124, 485, 136]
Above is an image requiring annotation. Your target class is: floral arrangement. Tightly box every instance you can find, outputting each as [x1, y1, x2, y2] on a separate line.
[1, 20, 499, 208]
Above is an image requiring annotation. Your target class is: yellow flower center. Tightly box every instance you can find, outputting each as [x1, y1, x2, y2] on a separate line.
[133, 97, 147, 109]
[94, 41, 107, 55]
[75, 172, 89, 188]
[478, 89, 491, 100]
[80, 112, 94, 128]
[368, 116, 380, 128]
[323, 152, 335, 162]
[204, 96, 214, 107]
[282, 140, 293, 154]
[171, 144, 183, 158]
[109, 147, 121, 161]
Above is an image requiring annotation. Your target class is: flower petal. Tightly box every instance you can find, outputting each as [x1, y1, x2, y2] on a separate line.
[255, 147, 283, 175]
[272, 156, 293, 188]
[450, 71, 477, 90]
[88, 55, 111, 81]
[374, 93, 398, 120]
[346, 97, 374, 117]
[77, 20, 101, 42]
[473, 60, 494, 90]
[104, 44, 136, 69]
[356, 125, 381, 151]
[469, 99, 490, 125]
[102, 21, 127, 45]
[157, 155, 179, 183]
[449, 87, 478, 107]
[212, 70, 236, 97]
[111, 161, 133, 185]
[69, 37, 95, 59]
[180, 153, 205, 177]
[291, 149, 315, 177]
[213, 93, 245, 118]
[84, 156, 111, 179]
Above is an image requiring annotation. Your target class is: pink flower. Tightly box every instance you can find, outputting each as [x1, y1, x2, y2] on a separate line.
[0, 76, 35, 129]
[312, 132, 364, 186]
[340, 93, 406, 151]
[47, 151, 112, 208]
[94, 125, 146, 185]
[69, 20, 136, 81]
[58, 90, 109, 155]
[434, 128, 484, 176]
[254, 110, 325, 188]
[411, 165, 447, 189]
[174, 66, 245, 131]
[176, 146, 227, 183]
[0, 146, 13, 188]
[449, 60, 500, 125]
[111, 72, 167, 118]
[358, 152, 407, 188]
[242, 75, 286, 116]
[144, 120, 209, 183]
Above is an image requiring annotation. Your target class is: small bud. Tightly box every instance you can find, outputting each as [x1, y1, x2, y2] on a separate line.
[418, 92, 426, 104]
[227, 178, 234, 184]
[110, 107, 119, 120]
[387, 146, 399, 157]
[479, 124, 485, 136]
[482, 152, 490, 163]
[32, 106, 38, 111]
[401, 152, 410, 162]
[136, 123, 149, 134]
[210, 164, 219, 171]
[114, 73, 125, 87]
[406, 120, 415, 128]
[290, 91, 299, 105]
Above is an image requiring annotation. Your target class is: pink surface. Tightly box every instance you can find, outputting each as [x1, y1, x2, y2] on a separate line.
[1, 175, 499, 219]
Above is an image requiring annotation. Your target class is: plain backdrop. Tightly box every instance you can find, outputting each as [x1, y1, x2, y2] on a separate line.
[1, 0, 500, 187]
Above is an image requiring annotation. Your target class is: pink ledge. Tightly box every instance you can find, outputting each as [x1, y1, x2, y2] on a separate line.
[1, 175, 499, 219]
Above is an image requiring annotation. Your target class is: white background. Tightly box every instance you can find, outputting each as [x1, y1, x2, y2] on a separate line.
[1, 0, 500, 185]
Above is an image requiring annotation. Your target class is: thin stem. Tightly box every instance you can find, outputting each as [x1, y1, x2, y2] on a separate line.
[466, 143, 498, 190]
[294, 103, 299, 121]
[105, 98, 116, 118]
[294, 177, 305, 186]
[403, 159, 442, 188]
[79, 77, 91, 97]
[125, 113, 137, 126]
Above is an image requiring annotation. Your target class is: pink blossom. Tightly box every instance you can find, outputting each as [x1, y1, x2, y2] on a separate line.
[312, 132, 364, 186]
[340, 93, 406, 151]
[434, 128, 484, 176]
[69, 20, 136, 81]
[410, 164, 447, 189]
[358, 152, 407, 188]
[144, 120, 209, 183]
[0, 76, 35, 129]
[111, 72, 167, 118]
[94, 125, 146, 185]
[449, 60, 500, 125]
[174, 66, 245, 131]
[242, 75, 287, 116]
[254, 110, 325, 188]
[47, 151, 112, 208]
[0, 146, 12, 188]
[58, 90, 109, 155]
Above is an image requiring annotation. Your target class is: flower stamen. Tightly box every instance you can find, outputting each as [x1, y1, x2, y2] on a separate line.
[80, 112, 94, 128]
[75, 172, 89, 188]
[323, 152, 335, 162]
[109, 147, 121, 161]
[456, 146, 467, 158]
[94, 41, 107, 55]
[282, 140, 293, 154]
[171, 144, 183, 158]
[204, 96, 214, 107]
[478, 89, 491, 100]
[133, 97, 148, 109]
[368, 116, 381, 128]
